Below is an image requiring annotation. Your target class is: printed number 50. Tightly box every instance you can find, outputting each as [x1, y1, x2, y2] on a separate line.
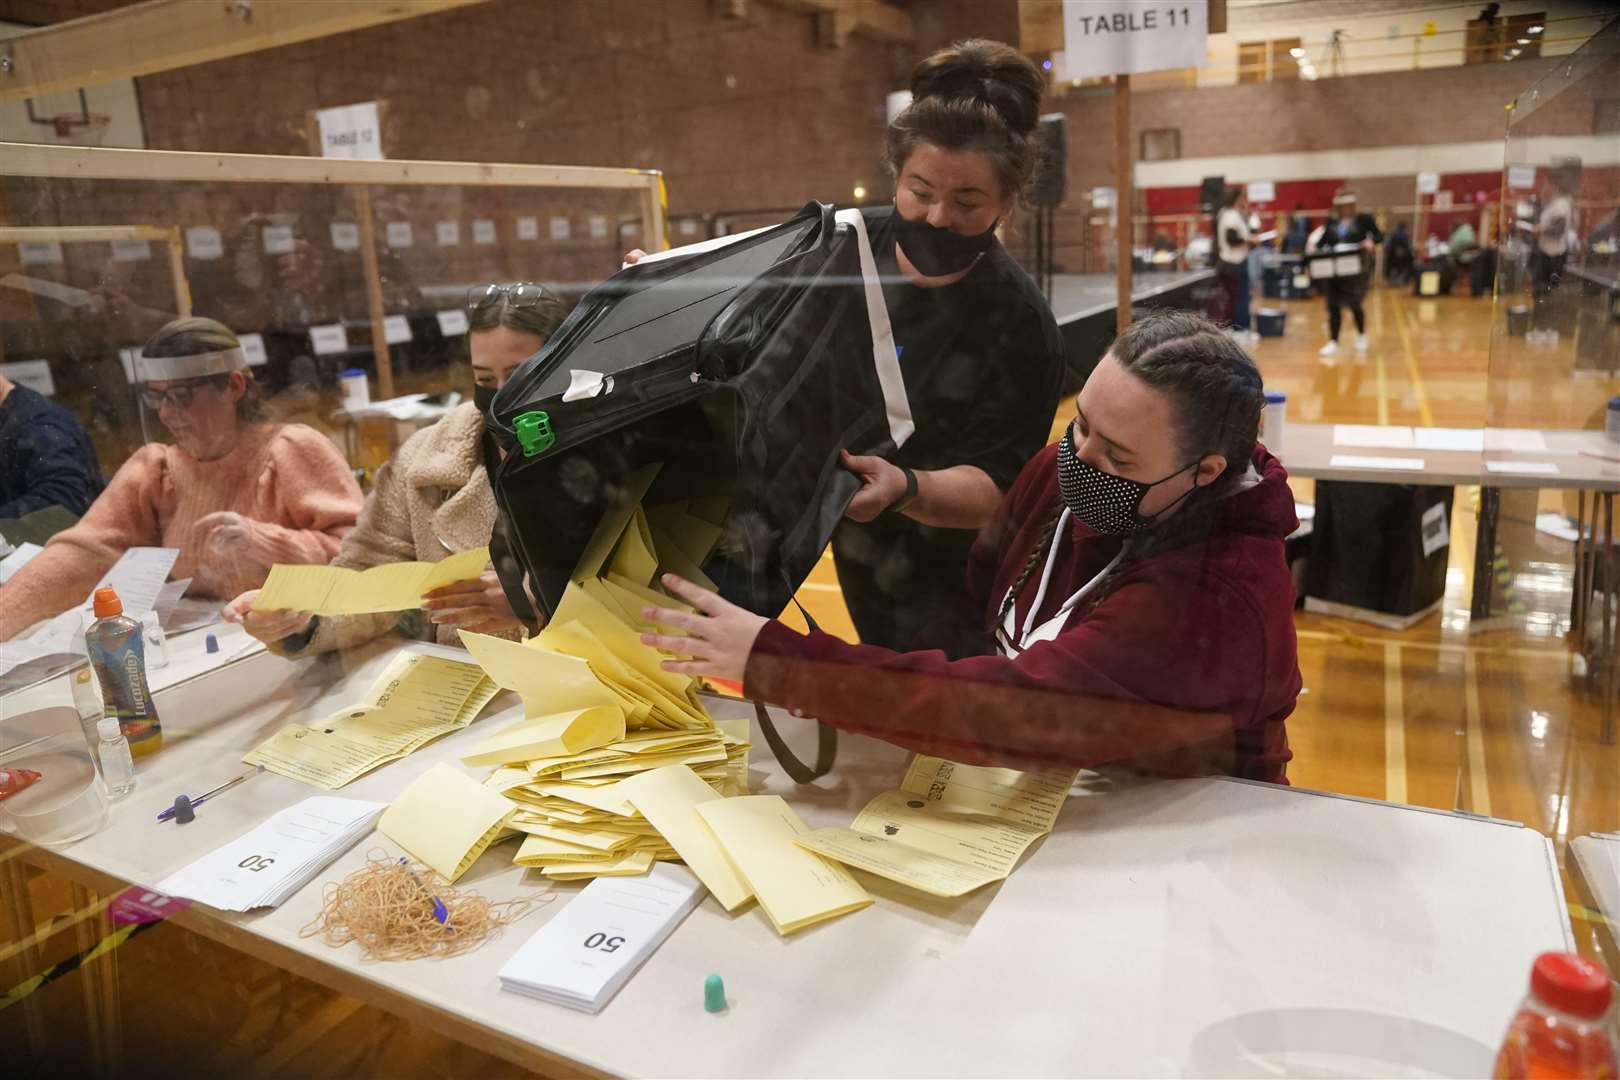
[584, 932, 625, 953]
[237, 855, 276, 872]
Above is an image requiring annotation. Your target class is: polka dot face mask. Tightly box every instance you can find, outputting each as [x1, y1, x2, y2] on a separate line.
[1057, 427, 1201, 536]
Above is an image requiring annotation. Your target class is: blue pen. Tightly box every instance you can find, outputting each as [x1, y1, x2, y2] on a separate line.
[156, 770, 257, 822]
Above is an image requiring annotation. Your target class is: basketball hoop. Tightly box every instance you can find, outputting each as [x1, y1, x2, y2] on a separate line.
[26, 89, 112, 145]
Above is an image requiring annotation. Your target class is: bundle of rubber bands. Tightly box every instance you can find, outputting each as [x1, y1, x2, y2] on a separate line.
[300, 850, 553, 961]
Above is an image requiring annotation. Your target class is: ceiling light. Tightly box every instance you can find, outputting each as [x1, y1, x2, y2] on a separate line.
[1289, 47, 1306, 58]
[853, 185, 867, 201]
[1528, 24, 1543, 33]
[1518, 37, 1531, 44]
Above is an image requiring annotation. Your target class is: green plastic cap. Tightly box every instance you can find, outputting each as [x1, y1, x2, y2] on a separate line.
[513, 410, 554, 457]
[703, 973, 726, 1013]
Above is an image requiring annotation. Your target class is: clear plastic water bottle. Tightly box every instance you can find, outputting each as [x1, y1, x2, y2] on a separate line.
[140, 610, 170, 669]
[96, 717, 136, 800]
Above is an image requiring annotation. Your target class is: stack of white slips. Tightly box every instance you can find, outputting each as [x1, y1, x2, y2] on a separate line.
[498, 863, 705, 1013]
[155, 797, 385, 911]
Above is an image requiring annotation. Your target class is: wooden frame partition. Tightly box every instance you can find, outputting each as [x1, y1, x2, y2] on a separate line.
[0, 141, 668, 398]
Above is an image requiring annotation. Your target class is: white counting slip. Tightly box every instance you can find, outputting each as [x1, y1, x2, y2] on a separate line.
[499, 863, 704, 1013]
[155, 796, 384, 912]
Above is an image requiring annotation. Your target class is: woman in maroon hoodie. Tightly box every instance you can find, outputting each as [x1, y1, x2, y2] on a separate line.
[640, 312, 1302, 784]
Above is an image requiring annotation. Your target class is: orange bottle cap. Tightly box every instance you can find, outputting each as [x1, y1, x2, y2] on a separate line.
[93, 587, 123, 618]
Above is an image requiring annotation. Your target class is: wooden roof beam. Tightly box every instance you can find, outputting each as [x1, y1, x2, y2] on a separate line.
[774, 0, 913, 47]
[0, 0, 490, 104]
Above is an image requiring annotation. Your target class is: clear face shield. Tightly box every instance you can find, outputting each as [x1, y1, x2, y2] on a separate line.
[131, 346, 250, 458]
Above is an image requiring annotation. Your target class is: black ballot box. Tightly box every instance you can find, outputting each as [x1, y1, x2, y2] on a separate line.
[1303, 481, 1455, 628]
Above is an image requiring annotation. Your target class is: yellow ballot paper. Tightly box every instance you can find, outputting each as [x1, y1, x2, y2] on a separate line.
[541, 849, 654, 880]
[253, 546, 491, 615]
[572, 463, 661, 582]
[620, 764, 752, 911]
[379, 763, 515, 882]
[243, 652, 499, 789]
[696, 796, 870, 935]
[607, 506, 659, 587]
[460, 707, 625, 767]
[795, 756, 1079, 898]
[460, 631, 627, 716]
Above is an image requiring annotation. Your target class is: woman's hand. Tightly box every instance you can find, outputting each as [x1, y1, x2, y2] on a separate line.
[623, 249, 647, 265]
[223, 589, 314, 644]
[840, 449, 907, 523]
[639, 574, 767, 683]
[421, 570, 523, 635]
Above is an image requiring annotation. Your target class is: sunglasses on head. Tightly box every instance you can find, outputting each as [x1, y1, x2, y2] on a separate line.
[466, 282, 554, 311]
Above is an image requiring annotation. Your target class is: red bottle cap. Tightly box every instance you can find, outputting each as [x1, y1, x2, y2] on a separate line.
[1530, 952, 1612, 1019]
[93, 587, 123, 618]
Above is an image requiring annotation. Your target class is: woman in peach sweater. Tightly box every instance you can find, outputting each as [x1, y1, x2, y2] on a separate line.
[0, 317, 362, 641]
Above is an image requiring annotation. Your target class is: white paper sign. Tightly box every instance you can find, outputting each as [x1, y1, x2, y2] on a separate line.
[550, 216, 571, 241]
[316, 101, 384, 161]
[436, 221, 461, 247]
[111, 239, 151, 262]
[238, 333, 268, 367]
[1434, 190, 1454, 210]
[589, 214, 609, 239]
[1328, 454, 1428, 471]
[383, 315, 413, 345]
[330, 222, 361, 251]
[185, 226, 223, 260]
[385, 221, 414, 248]
[1245, 180, 1275, 204]
[309, 324, 349, 355]
[0, 360, 54, 397]
[1508, 164, 1537, 191]
[473, 219, 497, 245]
[1417, 171, 1440, 194]
[18, 241, 63, 266]
[262, 225, 295, 255]
[1420, 501, 1450, 558]
[1091, 186, 1114, 209]
[1062, 0, 1207, 79]
[436, 309, 469, 336]
[678, 219, 699, 237]
[517, 216, 539, 241]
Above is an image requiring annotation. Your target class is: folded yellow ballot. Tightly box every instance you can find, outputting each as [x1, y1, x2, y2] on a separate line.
[696, 796, 870, 935]
[244, 652, 498, 789]
[253, 546, 491, 615]
[620, 764, 753, 911]
[795, 755, 1078, 898]
[378, 763, 515, 882]
[460, 707, 626, 767]
[460, 631, 627, 717]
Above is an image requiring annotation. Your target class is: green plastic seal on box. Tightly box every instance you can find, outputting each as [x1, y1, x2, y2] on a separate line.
[513, 410, 554, 457]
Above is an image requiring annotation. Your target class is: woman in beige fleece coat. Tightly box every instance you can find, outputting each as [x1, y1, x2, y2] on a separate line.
[223, 284, 566, 654]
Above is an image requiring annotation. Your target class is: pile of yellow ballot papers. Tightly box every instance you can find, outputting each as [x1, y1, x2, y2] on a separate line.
[378, 466, 873, 935]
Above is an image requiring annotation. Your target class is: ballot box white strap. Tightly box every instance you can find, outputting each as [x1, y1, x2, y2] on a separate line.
[836, 207, 914, 449]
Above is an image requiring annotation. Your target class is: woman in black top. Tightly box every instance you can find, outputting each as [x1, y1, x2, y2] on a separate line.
[832, 39, 1064, 655]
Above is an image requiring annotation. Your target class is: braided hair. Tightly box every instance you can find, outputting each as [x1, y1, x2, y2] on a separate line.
[992, 311, 1265, 636]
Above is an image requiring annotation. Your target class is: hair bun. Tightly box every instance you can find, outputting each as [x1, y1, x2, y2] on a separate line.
[910, 39, 1043, 136]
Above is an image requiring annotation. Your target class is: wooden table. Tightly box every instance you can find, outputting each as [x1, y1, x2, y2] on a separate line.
[1275, 421, 1620, 743]
[1, 638, 1574, 1077]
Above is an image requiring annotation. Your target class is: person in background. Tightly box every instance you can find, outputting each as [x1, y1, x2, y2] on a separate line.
[1215, 186, 1257, 345]
[639, 312, 1301, 783]
[1282, 203, 1312, 255]
[0, 317, 362, 642]
[1310, 190, 1382, 360]
[224, 283, 566, 654]
[1531, 162, 1578, 319]
[1447, 218, 1479, 289]
[1384, 222, 1415, 286]
[0, 368, 103, 522]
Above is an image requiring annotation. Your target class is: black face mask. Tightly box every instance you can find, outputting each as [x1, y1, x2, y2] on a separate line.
[1057, 428, 1202, 536]
[473, 384, 498, 416]
[892, 211, 999, 277]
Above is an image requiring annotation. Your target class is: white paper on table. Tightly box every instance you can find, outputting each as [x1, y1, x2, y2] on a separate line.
[1412, 428, 1485, 452]
[561, 370, 613, 402]
[0, 608, 87, 675]
[498, 863, 705, 1013]
[153, 577, 192, 622]
[0, 541, 44, 583]
[81, 547, 180, 619]
[1484, 429, 1549, 453]
[1328, 455, 1427, 471]
[155, 797, 385, 912]
[1333, 425, 1416, 449]
[1485, 460, 1560, 476]
[1536, 512, 1582, 543]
